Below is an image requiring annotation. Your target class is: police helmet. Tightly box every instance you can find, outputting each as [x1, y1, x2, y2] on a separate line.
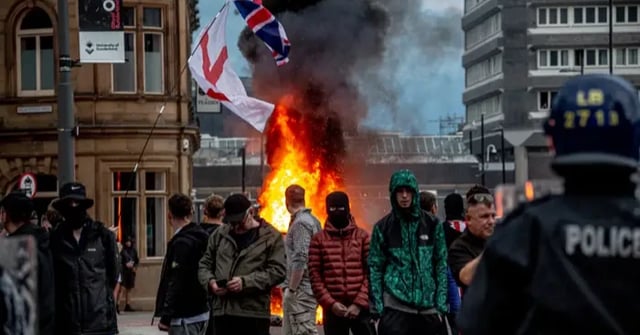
[543, 74, 640, 168]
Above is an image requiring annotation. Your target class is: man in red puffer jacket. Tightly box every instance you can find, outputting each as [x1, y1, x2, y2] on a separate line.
[308, 191, 375, 335]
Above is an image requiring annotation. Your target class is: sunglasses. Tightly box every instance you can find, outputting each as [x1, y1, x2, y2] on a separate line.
[467, 193, 494, 205]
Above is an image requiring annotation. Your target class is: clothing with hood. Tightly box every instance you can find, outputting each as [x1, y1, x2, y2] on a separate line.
[198, 218, 286, 319]
[368, 170, 448, 317]
[308, 216, 370, 310]
[154, 222, 210, 324]
[9, 223, 55, 335]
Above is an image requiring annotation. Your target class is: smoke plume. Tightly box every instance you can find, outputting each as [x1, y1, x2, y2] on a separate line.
[238, 0, 390, 134]
[239, 0, 463, 135]
[357, 1, 464, 135]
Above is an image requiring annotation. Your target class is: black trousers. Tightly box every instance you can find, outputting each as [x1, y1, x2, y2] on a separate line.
[378, 309, 447, 335]
[213, 315, 270, 335]
[323, 309, 375, 335]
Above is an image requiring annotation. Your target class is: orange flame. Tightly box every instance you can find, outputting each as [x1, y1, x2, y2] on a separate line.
[260, 98, 345, 326]
[258, 100, 343, 232]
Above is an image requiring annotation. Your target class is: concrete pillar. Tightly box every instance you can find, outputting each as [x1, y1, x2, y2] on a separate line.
[514, 145, 529, 185]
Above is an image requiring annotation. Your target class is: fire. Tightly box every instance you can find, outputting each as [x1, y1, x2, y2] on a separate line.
[258, 98, 344, 231]
[260, 97, 345, 327]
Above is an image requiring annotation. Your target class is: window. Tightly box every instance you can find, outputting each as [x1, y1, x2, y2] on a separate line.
[465, 13, 501, 49]
[538, 91, 558, 110]
[112, 170, 168, 258]
[538, 7, 568, 26]
[538, 49, 569, 68]
[615, 5, 639, 24]
[574, 8, 583, 24]
[466, 95, 502, 123]
[465, 0, 489, 13]
[615, 47, 640, 66]
[575, 48, 610, 67]
[112, 7, 136, 93]
[16, 8, 55, 97]
[466, 53, 502, 86]
[111, 6, 165, 94]
[143, 8, 164, 93]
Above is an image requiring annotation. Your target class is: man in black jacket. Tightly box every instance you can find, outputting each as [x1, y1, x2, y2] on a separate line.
[50, 182, 119, 335]
[155, 194, 210, 335]
[0, 191, 55, 335]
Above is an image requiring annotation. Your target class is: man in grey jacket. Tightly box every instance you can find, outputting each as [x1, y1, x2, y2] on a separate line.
[283, 185, 322, 335]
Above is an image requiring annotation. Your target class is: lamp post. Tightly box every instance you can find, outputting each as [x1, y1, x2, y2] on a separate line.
[499, 128, 506, 184]
[480, 114, 485, 186]
[239, 146, 246, 193]
[609, 0, 613, 75]
[57, 0, 76, 185]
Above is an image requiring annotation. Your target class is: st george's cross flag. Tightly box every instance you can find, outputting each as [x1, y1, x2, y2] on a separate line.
[188, 4, 274, 132]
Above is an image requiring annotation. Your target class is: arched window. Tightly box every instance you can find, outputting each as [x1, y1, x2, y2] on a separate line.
[16, 7, 55, 97]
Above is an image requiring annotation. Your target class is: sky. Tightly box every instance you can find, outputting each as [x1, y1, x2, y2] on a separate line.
[195, 0, 465, 135]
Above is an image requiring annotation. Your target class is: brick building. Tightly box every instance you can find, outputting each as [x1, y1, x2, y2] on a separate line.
[0, 0, 198, 309]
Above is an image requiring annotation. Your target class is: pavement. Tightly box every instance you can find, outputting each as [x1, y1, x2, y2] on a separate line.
[118, 312, 324, 335]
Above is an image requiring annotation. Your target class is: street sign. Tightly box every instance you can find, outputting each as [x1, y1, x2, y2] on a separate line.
[196, 87, 221, 113]
[79, 31, 125, 63]
[17, 173, 37, 199]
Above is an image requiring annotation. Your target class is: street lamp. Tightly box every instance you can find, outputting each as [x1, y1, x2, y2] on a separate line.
[609, 0, 613, 75]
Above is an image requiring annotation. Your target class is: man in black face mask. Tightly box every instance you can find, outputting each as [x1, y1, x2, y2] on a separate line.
[50, 182, 120, 335]
[308, 191, 375, 335]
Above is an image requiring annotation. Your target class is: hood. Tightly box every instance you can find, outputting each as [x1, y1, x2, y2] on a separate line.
[176, 222, 209, 243]
[388, 169, 421, 219]
[324, 215, 356, 236]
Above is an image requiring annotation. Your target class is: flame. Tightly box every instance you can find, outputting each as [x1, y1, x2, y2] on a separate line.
[260, 97, 343, 326]
[258, 98, 343, 231]
[270, 287, 324, 325]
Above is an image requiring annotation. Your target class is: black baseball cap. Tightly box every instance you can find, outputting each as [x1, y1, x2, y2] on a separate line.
[222, 194, 252, 223]
[0, 191, 34, 221]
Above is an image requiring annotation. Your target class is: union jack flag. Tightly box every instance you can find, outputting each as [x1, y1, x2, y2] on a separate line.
[232, 0, 291, 66]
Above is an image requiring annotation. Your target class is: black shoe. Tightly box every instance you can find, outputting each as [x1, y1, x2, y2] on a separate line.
[116, 306, 121, 314]
[124, 304, 135, 312]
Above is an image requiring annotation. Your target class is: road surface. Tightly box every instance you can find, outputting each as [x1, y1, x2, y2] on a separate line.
[118, 312, 324, 335]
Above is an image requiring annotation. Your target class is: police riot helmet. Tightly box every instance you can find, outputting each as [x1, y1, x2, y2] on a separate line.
[543, 74, 640, 169]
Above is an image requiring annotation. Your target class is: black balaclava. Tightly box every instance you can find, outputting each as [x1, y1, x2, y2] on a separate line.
[58, 202, 88, 229]
[326, 191, 350, 229]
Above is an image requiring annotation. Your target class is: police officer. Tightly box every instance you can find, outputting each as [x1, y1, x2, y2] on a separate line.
[457, 74, 640, 335]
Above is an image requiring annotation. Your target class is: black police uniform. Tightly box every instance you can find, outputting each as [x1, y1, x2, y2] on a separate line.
[457, 74, 640, 335]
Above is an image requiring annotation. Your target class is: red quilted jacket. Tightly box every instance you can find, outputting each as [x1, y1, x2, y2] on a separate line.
[308, 218, 370, 310]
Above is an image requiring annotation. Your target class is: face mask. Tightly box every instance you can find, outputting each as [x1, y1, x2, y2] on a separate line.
[59, 205, 87, 229]
[328, 211, 349, 229]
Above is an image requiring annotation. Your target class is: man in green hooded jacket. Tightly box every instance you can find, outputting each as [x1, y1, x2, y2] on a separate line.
[368, 170, 449, 335]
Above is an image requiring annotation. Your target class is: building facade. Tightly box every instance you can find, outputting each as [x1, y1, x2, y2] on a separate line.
[462, 0, 640, 184]
[0, 0, 198, 309]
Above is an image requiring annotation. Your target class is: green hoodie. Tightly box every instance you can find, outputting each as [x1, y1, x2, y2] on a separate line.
[368, 169, 448, 315]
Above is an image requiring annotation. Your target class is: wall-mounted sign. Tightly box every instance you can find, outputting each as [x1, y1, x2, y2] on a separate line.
[78, 0, 124, 63]
[17, 105, 53, 114]
[196, 88, 222, 113]
[17, 173, 37, 199]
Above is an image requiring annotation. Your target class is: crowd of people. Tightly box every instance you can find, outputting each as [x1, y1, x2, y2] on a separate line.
[0, 73, 638, 335]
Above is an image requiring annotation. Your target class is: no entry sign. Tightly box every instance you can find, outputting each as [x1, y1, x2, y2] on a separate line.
[17, 173, 37, 199]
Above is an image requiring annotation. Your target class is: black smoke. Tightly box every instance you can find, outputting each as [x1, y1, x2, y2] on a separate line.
[238, 0, 463, 135]
[238, 0, 390, 134]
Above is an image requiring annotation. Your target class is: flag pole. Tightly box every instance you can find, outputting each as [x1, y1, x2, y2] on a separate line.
[117, 3, 230, 235]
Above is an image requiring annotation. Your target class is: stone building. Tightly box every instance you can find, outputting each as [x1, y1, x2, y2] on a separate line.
[0, 0, 199, 309]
